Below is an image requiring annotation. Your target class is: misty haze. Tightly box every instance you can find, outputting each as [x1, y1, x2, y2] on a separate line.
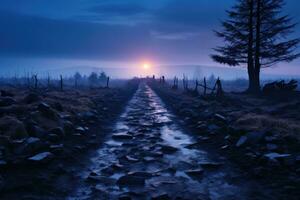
[0, 0, 299, 200]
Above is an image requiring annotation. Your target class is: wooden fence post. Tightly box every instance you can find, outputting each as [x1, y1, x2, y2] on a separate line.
[106, 76, 110, 88]
[60, 75, 63, 91]
[33, 74, 38, 89]
[203, 77, 207, 95]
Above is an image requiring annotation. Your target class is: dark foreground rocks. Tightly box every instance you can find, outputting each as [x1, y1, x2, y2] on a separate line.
[0, 80, 139, 199]
[150, 81, 300, 200]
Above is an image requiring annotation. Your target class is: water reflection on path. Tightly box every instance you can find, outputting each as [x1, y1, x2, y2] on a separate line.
[68, 83, 258, 200]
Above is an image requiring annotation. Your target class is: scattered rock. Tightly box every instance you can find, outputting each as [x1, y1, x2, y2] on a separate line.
[38, 102, 58, 119]
[0, 97, 16, 107]
[87, 173, 116, 184]
[214, 113, 227, 122]
[23, 93, 40, 104]
[75, 126, 85, 134]
[264, 152, 291, 161]
[0, 160, 7, 167]
[265, 135, 278, 143]
[126, 155, 139, 162]
[159, 145, 178, 154]
[199, 161, 223, 169]
[221, 145, 229, 150]
[266, 143, 278, 151]
[28, 152, 54, 163]
[236, 136, 247, 147]
[118, 195, 132, 200]
[63, 121, 74, 135]
[50, 144, 64, 153]
[117, 174, 145, 186]
[51, 127, 65, 137]
[151, 193, 171, 200]
[0, 116, 28, 139]
[1, 90, 14, 97]
[127, 171, 153, 179]
[113, 133, 133, 140]
[80, 111, 98, 121]
[207, 124, 219, 132]
[52, 102, 63, 111]
[246, 131, 266, 143]
[24, 137, 44, 153]
[185, 168, 204, 176]
[143, 156, 155, 162]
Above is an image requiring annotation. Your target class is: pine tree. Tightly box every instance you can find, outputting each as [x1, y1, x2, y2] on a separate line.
[212, 0, 299, 93]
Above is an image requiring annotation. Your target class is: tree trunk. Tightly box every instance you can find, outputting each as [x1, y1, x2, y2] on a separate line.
[254, 0, 262, 93]
[246, 0, 256, 93]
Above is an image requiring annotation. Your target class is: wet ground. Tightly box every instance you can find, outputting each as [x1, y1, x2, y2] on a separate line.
[68, 83, 268, 200]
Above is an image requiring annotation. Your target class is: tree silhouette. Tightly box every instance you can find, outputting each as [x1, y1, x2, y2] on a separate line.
[88, 72, 98, 87]
[212, 0, 299, 93]
[74, 72, 82, 88]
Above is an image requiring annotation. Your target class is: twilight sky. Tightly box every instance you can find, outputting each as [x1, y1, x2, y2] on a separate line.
[0, 0, 299, 78]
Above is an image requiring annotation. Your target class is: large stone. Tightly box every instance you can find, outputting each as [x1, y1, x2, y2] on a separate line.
[127, 171, 153, 179]
[25, 122, 47, 138]
[0, 116, 28, 139]
[117, 174, 146, 186]
[151, 193, 171, 200]
[159, 145, 178, 154]
[63, 121, 74, 135]
[49, 127, 65, 138]
[1, 90, 14, 97]
[0, 97, 16, 107]
[23, 93, 40, 104]
[266, 143, 278, 151]
[79, 111, 98, 121]
[37, 102, 58, 119]
[24, 137, 44, 153]
[112, 133, 133, 140]
[199, 161, 223, 169]
[185, 168, 204, 176]
[246, 131, 266, 143]
[87, 172, 116, 184]
[52, 102, 63, 111]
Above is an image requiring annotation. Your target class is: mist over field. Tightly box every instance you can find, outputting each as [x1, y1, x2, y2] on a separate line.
[1, 0, 300, 199]
[1, 57, 299, 80]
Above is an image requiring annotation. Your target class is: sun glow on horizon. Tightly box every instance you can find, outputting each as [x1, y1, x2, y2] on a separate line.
[143, 62, 150, 70]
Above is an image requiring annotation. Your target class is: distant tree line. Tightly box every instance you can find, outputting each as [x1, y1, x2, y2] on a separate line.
[0, 71, 110, 89]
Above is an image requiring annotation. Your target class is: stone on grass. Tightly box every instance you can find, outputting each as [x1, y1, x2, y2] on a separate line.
[160, 145, 178, 154]
[264, 152, 291, 161]
[23, 93, 40, 104]
[117, 174, 145, 186]
[185, 168, 204, 176]
[0, 97, 16, 107]
[28, 152, 53, 163]
[113, 133, 133, 140]
[214, 114, 227, 122]
[236, 136, 247, 147]
[49, 127, 65, 138]
[0, 116, 28, 139]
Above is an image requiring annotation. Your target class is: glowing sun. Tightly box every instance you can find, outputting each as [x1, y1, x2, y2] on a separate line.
[143, 63, 150, 70]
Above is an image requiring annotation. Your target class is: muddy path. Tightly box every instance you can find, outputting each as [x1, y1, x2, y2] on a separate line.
[68, 83, 271, 200]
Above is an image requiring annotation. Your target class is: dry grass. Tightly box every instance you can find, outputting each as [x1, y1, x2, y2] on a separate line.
[235, 113, 300, 141]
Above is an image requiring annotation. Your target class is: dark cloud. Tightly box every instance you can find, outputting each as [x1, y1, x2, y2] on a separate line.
[88, 3, 147, 16]
[0, 11, 153, 60]
[0, 0, 299, 66]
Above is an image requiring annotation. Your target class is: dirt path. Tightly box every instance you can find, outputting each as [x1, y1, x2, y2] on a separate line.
[68, 83, 270, 200]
